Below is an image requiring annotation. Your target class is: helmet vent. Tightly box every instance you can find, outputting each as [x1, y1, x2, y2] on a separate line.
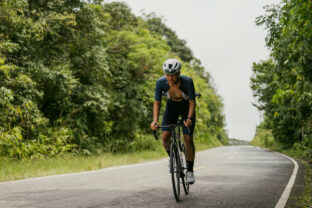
[169, 64, 172, 69]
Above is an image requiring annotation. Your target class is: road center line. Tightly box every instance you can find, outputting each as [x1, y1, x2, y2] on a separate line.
[228, 156, 234, 160]
[194, 165, 206, 170]
[274, 152, 299, 208]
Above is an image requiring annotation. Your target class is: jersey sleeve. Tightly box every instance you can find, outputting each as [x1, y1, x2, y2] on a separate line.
[188, 78, 195, 100]
[154, 79, 162, 102]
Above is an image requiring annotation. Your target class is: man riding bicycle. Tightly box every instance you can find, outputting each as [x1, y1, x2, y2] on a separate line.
[150, 58, 196, 184]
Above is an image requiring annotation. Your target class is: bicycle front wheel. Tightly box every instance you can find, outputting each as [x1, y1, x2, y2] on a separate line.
[170, 143, 181, 201]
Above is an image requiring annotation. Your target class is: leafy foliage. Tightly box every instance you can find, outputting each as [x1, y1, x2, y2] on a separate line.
[144, 14, 194, 62]
[251, 0, 312, 158]
[0, 0, 228, 159]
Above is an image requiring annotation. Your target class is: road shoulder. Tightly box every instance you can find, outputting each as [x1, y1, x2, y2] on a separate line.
[285, 159, 305, 208]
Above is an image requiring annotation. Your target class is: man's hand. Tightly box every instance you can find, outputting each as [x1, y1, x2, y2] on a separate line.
[150, 121, 158, 130]
[184, 119, 192, 127]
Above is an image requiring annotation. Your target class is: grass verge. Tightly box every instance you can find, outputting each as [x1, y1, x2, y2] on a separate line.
[271, 146, 312, 208]
[0, 133, 222, 182]
[299, 161, 312, 208]
[0, 150, 167, 182]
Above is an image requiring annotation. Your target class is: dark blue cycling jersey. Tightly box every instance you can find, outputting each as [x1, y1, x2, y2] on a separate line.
[154, 75, 195, 101]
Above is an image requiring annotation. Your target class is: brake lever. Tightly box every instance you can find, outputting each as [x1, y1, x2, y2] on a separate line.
[153, 130, 158, 140]
[186, 126, 190, 134]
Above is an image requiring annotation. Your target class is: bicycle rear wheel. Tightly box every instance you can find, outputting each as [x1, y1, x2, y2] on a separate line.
[170, 143, 180, 201]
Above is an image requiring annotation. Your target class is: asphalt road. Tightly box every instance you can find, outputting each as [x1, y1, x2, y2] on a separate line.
[0, 146, 297, 208]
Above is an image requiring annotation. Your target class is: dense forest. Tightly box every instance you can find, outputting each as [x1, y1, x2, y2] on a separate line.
[251, 0, 312, 160]
[0, 0, 228, 159]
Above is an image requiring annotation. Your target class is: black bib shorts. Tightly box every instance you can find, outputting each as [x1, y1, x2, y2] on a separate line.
[161, 99, 195, 136]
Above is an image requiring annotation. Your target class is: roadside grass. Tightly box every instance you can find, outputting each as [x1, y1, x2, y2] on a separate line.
[250, 128, 275, 147]
[0, 150, 167, 182]
[195, 133, 223, 151]
[271, 146, 312, 208]
[251, 128, 312, 208]
[298, 161, 312, 208]
[0, 133, 222, 182]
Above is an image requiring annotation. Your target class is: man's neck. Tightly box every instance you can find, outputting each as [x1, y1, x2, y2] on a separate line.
[170, 76, 181, 87]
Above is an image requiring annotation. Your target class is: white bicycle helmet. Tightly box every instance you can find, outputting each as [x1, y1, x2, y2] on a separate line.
[163, 59, 181, 75]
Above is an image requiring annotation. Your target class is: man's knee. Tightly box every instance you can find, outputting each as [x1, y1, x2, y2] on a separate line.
[161, 131, 171, 151]
[183, 134, 194, 146]
[162, 131, 171, 141]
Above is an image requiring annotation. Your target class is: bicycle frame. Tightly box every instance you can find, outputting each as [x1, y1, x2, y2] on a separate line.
[153, 119, 189, 201]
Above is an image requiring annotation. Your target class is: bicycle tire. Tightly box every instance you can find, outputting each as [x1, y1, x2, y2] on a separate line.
[170, 142, 180, 201]
[181, 144, 189, 194]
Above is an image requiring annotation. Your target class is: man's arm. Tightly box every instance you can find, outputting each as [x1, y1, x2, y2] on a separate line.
[186, 77, 196, 126]
[184, 99, 195, 127]
[151, 101, 161, 130]
[153, 101, 161, 123]
[188, 99, 195, 119]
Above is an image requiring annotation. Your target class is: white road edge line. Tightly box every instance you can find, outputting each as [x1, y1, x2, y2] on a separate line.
[274, 152, 299, 208]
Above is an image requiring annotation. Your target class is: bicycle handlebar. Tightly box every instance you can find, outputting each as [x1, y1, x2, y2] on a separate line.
[195, 93, 201, 98]
[153, 124, 179, 140]
[152, 120, 190, 140]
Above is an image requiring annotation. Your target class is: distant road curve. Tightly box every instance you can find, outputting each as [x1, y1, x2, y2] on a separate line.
[0, 146, 300, 208]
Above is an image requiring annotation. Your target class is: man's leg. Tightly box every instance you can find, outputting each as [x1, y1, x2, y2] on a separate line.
[161, 131, 171, 156]
[183, 134, 195, 170]
[183, 133, 196, 184]
[161, 100, 177, 156]
[162, 131, 172, 172]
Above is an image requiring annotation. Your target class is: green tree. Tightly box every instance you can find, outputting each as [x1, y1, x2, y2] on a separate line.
[145, 14, 194, 62]
[251, 0, 312, 149]
[0, 0, 228, 158]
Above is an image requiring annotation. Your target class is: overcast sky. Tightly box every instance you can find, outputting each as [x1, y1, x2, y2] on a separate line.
[113, 0, 280, 141]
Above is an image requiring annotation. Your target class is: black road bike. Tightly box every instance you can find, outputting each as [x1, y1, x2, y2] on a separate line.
[152, 93, 200, 201]
[153, 119, 190, 201]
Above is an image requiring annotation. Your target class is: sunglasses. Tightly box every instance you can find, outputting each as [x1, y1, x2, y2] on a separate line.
[164, 69, 178, 75]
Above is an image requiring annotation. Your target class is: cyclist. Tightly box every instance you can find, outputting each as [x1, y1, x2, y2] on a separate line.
[150, 58, 196, 184]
